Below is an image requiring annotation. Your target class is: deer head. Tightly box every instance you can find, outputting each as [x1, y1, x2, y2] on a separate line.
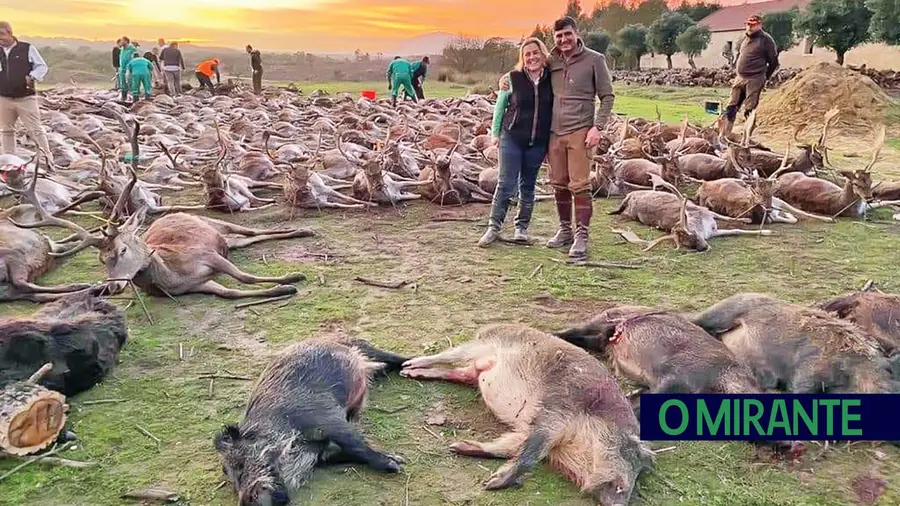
[830, 124, 884, 204]
[643, 179, 710, 252]
[97, 165, 148, 295]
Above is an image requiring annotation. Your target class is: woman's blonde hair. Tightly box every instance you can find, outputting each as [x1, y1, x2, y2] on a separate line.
[514, 37, 550, 71]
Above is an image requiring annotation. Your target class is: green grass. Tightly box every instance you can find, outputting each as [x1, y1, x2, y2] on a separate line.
[2, 82, 900, 506]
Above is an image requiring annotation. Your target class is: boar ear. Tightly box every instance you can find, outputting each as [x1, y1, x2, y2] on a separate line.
[214, 424, 242, 451]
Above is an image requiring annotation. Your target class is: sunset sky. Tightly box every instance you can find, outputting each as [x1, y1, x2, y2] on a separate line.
[8, 0, 748, 52]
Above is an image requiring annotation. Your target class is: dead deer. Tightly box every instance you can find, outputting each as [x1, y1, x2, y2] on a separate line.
[696, 144, 835, 224]
[339, 126, 430, 206]
[281, 132, 376, 210]
[775, 125, 900, 218]
[691, 293, 897, 394]
[1, 161, 101, 302]
[417, 126, 492, 206]
[95, 176, 314, 299]
[610, 179, 771, 252]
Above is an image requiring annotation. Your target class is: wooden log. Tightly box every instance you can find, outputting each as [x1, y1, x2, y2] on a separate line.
[0, 364, 68, 456]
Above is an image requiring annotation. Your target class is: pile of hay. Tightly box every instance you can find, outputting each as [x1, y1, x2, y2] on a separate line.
[751, 62, 893, 143]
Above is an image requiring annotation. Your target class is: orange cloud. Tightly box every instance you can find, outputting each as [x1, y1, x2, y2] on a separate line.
[6, 0, 570, 52]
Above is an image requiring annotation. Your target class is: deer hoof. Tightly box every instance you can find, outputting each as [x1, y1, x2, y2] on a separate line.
[281, 273, 306, 284]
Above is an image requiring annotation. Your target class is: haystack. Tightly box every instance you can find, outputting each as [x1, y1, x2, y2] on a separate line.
[751, 62, 892, 143]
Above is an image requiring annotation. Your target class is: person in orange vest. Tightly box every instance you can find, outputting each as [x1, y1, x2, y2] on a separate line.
[195, 58, 220, 93]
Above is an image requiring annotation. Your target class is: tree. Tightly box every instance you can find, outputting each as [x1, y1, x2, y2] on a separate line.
[867, 0, 900, 45]
[564, 0, 589, 28]
[584, 31, 612, 54]
[617, 24, 649, 70]
[606, 44, 624, 70]
[676, 25, 711, 69]
[796, 0, 872, 65]
[441, 36, 485, 74]
[647, 12, 695, 69]
[762, 9, 799, 53]
[676, 1, 722, 22]
[530, 24, 554, 49]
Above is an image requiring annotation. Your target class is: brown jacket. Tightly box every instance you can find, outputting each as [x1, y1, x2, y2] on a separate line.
[736, 30, 779, 79]
[548, 39, 615, 136]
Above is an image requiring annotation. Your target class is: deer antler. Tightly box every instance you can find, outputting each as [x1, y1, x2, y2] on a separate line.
[818, 107, 840, 148]
[863, 125, 886, 173]
[447, 123, 463, 160]
[335, 128, 360, 164]
[307, 131, 323, 169]
[7, 152, 101, 257]
[768, 143, 794, 180]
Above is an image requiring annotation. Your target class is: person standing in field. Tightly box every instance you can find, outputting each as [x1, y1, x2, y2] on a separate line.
[112, 39, 122, 90]
[144, 47, 162, 87]
[477, 38, 553, 248]
[502, 16, 614, 259]
[0, 21, 53, 161]
[721, 15, 779, 138]
[195, 58, 220, 93]
[246, 45, 262, 95]
[386, 57, 417, 107]
[160, 41, 185, 96]
[410, 56, 430, 100]
[126, 52, 154, 101]
[117, 37, 138, 101]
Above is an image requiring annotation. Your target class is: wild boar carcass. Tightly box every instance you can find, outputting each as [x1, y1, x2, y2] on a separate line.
[214, 338, 408, 506]
[401, 324, 653, 506]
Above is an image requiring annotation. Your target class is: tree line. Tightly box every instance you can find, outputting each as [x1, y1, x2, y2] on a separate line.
[441, 0, 900, 73]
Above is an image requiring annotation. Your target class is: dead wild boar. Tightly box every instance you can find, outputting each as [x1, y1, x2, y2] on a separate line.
[401, 323, 653, 506]
[553, 305, 761, 396]
[214, 338, 409, 506]
[821, 290, 900, 355]
[690, 293, 897, 394]
[0, 291, 127, 395]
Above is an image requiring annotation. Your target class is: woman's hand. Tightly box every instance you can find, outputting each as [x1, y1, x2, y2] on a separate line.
[498, 73, 510, 92]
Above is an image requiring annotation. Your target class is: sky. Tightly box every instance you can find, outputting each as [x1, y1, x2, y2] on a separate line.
[6, 0, 748, 53]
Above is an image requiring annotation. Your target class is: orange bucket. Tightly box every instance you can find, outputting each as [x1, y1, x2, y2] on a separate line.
[361, 90, 376, 100]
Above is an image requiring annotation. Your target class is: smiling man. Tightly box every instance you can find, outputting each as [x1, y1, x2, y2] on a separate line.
[519, 16, 615, 259]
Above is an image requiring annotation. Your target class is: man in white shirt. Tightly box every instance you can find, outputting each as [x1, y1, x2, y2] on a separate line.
[0, 21, 52, 162]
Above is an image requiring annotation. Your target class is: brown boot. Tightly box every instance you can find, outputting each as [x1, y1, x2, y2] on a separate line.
[546, 188, 574, 248]
[568, 193, 593, 259]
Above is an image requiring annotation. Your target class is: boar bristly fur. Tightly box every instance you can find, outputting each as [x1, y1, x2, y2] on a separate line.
[214, 338, 408, 506]
[401, 324, 653, 506]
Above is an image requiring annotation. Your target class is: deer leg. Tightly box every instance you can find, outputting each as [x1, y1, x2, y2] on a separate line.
[53, 190, 106, 215]
[323, 186, 378, 207]
[200, 216, 311, 238]
[318, 200, 366, 209]
[206, 254, 305, 285]
[771, 198, 835, 223]
[710, 229, 773, 238]
[709, 211, 752, 224]
[185, 280, 298, 299]
[12, 278, 94, 294]
[867, 200, 900, 210]
[236, 185, 275, 205]
[395, 192, 422, 201]
[225, 228, 315, 249]
[400, 342, 495, 370]
[450, 432, 528, 460]
[152, 204, 207, 213]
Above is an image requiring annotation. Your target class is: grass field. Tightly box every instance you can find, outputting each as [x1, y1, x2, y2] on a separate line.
[2, 82, 900, 506]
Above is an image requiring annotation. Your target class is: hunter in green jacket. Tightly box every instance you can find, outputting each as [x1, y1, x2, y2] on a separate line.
[386, 57, 416, 107]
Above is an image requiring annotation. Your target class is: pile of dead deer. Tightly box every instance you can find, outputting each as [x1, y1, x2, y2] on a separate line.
[593, 107, 900, 251]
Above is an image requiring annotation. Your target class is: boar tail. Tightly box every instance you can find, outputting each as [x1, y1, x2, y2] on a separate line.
[348, 339, 410, 373]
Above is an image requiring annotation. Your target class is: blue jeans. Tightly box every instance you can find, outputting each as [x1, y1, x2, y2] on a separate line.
[488, 133, 547, 231]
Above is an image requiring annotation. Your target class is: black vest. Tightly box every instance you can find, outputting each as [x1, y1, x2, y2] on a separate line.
[0, 42, 35, 99]
[500, 69, 553, 147]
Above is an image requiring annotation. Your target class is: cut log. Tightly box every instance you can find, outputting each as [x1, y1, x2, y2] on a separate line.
[0, 365, 68, 456]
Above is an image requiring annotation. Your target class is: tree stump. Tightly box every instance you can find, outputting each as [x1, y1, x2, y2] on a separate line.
[0, 364, 68, 456]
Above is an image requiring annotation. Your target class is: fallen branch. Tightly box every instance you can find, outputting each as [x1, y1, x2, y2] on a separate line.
[422, 425, 442, 440]
[197, 373, 253, 381]
[549, 258, 644, 269]
[529, 264, 543, 279]
[354, 277, 411, 290]
[0, 442, 74, 482]
[431, 216, 481, 223]
[121, 489, 180, 503]
[35, 456, 96, 468]
[235, 294, 295, 309]
[81, 398, 128, 406]
[136, 425, 161, 446]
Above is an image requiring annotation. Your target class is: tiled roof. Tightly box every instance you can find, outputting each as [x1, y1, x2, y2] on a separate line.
[699, 0, 811, 32]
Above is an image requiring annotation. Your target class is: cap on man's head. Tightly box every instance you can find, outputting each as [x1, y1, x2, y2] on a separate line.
[747, 15, 762, 25]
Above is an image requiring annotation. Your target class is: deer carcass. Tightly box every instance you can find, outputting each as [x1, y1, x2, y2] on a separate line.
[401, 324, 653, 506]
[691, 293, 897, 394]
[339, 127, 429, 206]
[282, 134, 376, 210]
[0, 167, 101, 302]
[418, 130, 492, 206]
[610, 181, 771, 252]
